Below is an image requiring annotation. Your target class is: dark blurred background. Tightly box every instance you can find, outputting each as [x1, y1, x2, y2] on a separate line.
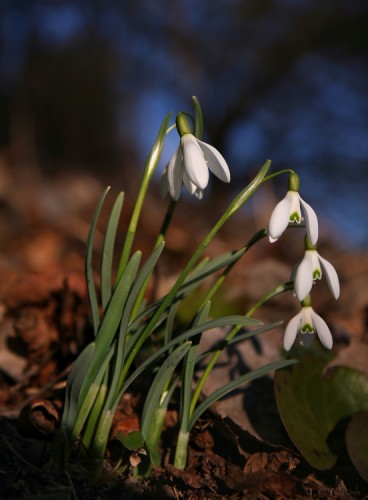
[0, 0, 367, 246]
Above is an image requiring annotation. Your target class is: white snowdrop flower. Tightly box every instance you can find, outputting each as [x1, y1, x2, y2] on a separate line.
[284, 305, 333, 351]
[267, 173, 318, 245]
[294, 248, 340, 302]
[161, 113, 230, 201]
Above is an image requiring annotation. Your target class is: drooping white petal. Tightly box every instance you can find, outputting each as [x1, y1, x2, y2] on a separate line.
[284, 311, 303, 351]
[318, 254, 340, 299]
[181, 135, 209, 190]
[194, 188, 204, 200]
[196, 139, 231, 183]
[299, 196, 319, 245]
[267, 192, 293, 243]
[294, 253, 314, 301]
[183, 170, 197, 195]
[167, 147, 183, 200]
[310, 310, 333, 349]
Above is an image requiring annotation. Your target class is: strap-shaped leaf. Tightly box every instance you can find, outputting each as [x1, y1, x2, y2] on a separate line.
[196, 321, 284, 362]
[180, 302, 211, 432]
[129, 257, 210, 336]
[189, 358, 297, 430]
[128, 160, 271, 377]
[180, 249, 246, 293]
[128, 251, 239, 341]
[112, 314, 261, 411]
[141, 342, 192, 439]
[126, 248, 246, 350]
[72, 344, 116, 440]
[105, 242, 165, 407]
[85, 186, 110, 335]
[81, 370, 109, 450]
[78, 251, 141, 406]
[120, 241, 165, 339]
[61, 342, 95, 430]
[101, 192, 124, 310]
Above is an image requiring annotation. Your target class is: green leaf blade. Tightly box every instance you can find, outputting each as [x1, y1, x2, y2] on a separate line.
[85, 186, 111, 335]
[116, 314, 262, 408]
[78, 251, 142, 406]
[101, 192, 124, 310]
[189, 358, 297, 430]
[141, 341, 192, 439]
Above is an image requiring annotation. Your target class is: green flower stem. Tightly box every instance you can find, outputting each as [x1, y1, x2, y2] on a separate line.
[196, 229, 267, 313]
[174, 302, 210, 471]
[116, 113, 172, 282]
[130, 198, 177, 320]
[173, 343, 199, 470]
[189, 281, 294, 417]
[70, 343, 116, 444]
[173, 431, 190, 470]
[115, 161, 271, 399]
[172, 229, 267, 469]
[262, 169, 294, 183]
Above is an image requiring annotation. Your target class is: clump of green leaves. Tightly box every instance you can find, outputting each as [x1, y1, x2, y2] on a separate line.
[53, 96, 339, 479]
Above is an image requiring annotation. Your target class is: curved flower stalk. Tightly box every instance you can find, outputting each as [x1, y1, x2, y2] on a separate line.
[160, 113, 230, 200]
[294, 237, 340, 302]
[284, 297, 333, 351]
[268, 172, 318, 245]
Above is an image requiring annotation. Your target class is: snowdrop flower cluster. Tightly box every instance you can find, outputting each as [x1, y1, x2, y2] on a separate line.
[268, 172, 340, 351]
[160, 113, 230, 200]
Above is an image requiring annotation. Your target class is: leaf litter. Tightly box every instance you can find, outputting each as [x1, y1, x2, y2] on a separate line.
[0, 170, 367, 498]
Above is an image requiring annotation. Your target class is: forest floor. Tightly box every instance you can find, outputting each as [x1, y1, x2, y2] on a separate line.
[0, 163, 367, 498]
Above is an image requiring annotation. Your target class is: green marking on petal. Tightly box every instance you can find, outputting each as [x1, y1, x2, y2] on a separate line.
[313, 270, 321, 280]
[289, 212, 301, 223]
[300, 323, 314, 333]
